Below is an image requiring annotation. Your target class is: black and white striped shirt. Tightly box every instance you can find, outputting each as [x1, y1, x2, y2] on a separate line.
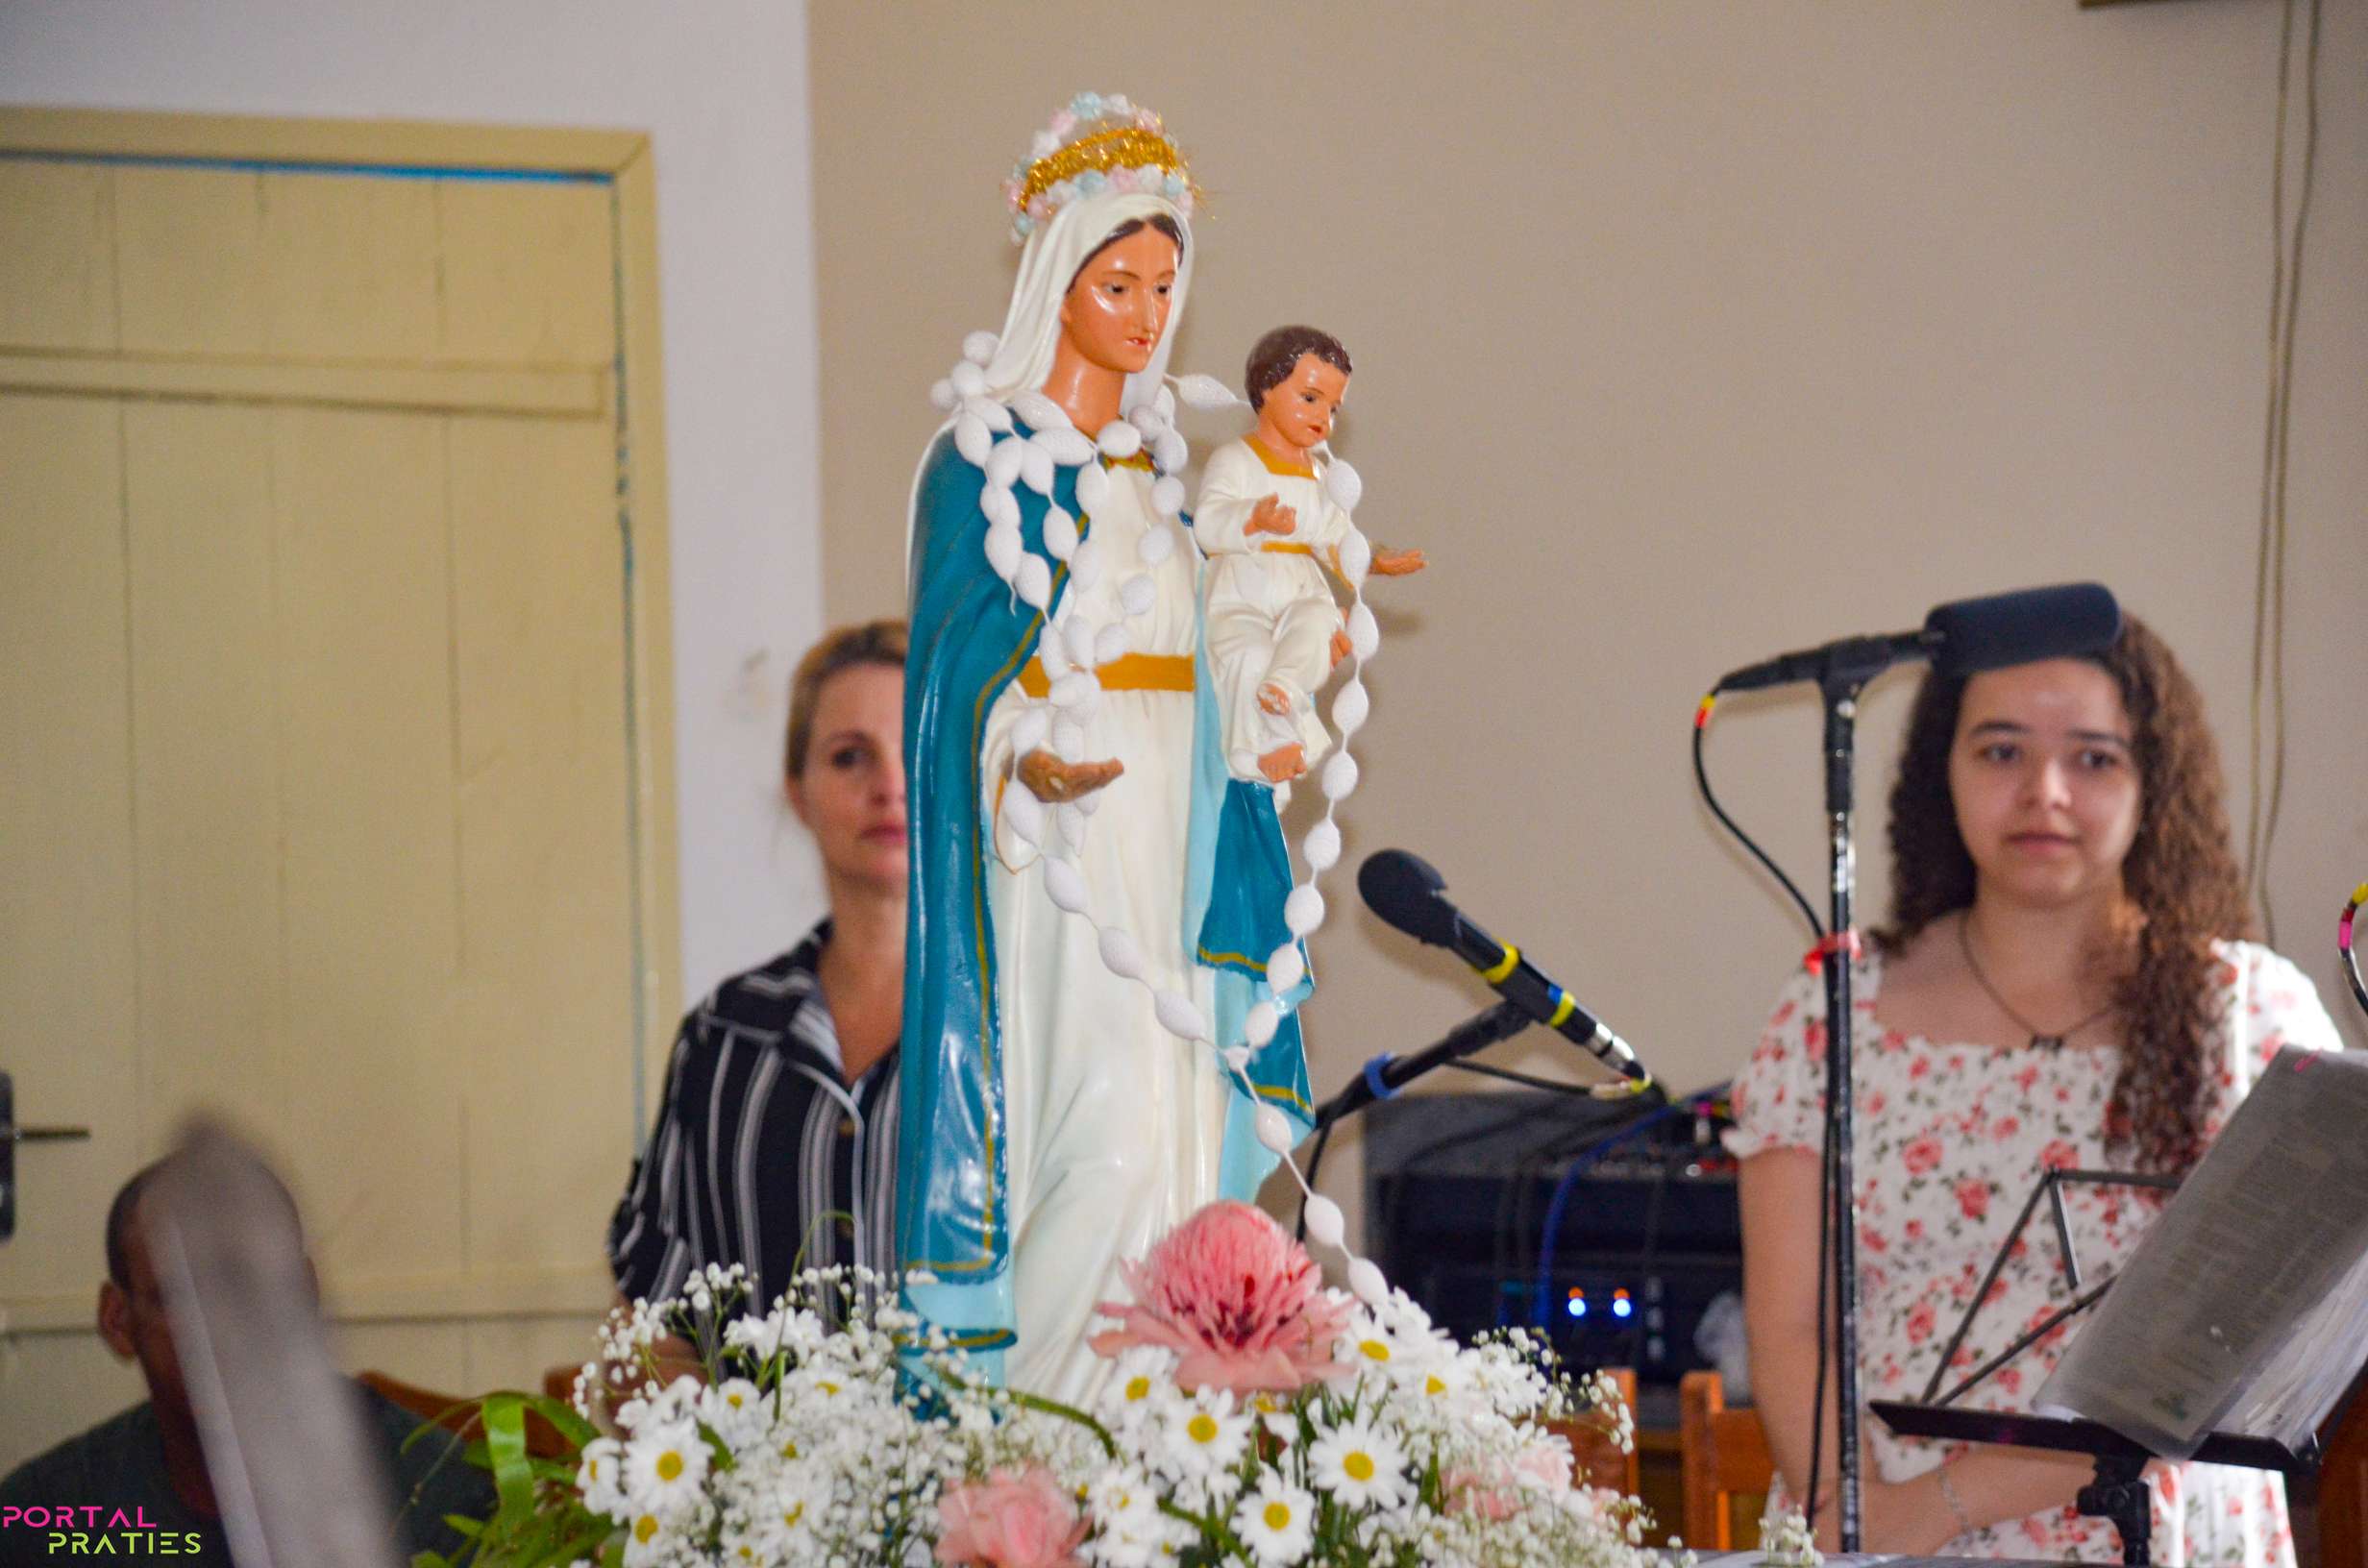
[606, 923, 900, 1308]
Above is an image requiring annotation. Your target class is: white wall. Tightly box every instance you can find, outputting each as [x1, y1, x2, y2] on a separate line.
[0, 0, 830, 1013]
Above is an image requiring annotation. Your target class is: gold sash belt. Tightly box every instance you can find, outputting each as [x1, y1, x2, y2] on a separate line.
[1015, 651, 1195, 698]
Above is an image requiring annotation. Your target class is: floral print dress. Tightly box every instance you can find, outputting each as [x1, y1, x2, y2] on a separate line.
[1725, 939, 2343, 1565]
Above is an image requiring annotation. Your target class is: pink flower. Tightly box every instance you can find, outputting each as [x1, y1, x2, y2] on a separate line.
[1511, 1438, 1574, 1493]
[1901, 1135, 1943, 1175]
[1106, 165, 1139, 194]
[935, 1469, 1085, 1568]
[1090, 1201, 1350, 1395]
[1048, 110, 1077, 139]
[1906, 1300, 1936, 1345]
[1955, 1179, 1989, 1220]
[1443, 1465, 1522, 1521]
[1444, 1441, 1573, 1522]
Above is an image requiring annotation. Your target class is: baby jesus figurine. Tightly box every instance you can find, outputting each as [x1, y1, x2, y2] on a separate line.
[1194, 327, 1424, 785]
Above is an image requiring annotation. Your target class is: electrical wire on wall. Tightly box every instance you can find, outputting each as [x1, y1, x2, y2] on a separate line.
[2244, 0, 2324, 944]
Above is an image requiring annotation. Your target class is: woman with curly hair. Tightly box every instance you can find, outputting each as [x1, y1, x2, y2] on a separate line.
[1727, 614, 2341, 1563]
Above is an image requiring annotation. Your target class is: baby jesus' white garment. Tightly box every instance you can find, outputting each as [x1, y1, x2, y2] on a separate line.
[1193, 437, 1351, 779]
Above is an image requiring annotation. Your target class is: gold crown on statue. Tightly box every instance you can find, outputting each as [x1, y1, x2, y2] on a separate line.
[1001, 91, 1197, 243]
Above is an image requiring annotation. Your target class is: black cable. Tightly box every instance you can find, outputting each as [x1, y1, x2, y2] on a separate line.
[2246, 0, 2323, 943]
[1441, 1060, 1601, 1095]
[1695, 698, 1825, 940]
[1697, 691, 1833, 1522]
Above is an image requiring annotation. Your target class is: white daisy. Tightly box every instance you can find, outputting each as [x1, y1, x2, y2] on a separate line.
[698, 1378, 769, 1448]
[1341, 1299, 1455, 1389]
[1231, 1475, 1317, 1566]
[1096, 1345, 1181, 1437]
[1156, 1388, 1250, 1482]
[1307, 1416, 1408, 1511]
[620, 1509, 670, 1568]
[622, 1418, 709, 1516]
[1085, 1465, 1171, 1567]
[576, 1435, 626, 1516]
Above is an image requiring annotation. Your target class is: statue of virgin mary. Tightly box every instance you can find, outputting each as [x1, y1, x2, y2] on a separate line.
[898, 94, 1313, 1403]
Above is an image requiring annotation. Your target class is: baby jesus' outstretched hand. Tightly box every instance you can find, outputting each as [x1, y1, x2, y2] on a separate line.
[1368, 545, 1426, 576]
[1244, 494, 1298, 538]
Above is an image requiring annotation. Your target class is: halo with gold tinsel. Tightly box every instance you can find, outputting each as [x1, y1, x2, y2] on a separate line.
[1000, 90, 1197, 243]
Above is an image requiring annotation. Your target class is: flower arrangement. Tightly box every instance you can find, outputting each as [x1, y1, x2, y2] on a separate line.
[423, 1202, 1659, 1567]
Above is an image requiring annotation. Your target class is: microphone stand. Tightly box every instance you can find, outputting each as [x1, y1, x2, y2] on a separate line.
[1311, 1000, 1533, 1133]
[1815, 657, 1887, 1551]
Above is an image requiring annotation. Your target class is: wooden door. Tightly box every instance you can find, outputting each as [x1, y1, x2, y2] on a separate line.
[0, 111, 678, 1467]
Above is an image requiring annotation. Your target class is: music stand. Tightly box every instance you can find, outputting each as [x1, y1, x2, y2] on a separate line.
[1865, 1056, 2368, 1563]
[1870, 1398, 2309, 1567]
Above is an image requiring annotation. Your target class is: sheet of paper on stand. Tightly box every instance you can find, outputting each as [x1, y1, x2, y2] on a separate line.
[2033, 1049, 2368, 1458]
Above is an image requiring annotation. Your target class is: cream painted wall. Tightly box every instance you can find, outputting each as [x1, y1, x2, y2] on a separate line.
[0, 0, 830, 1009]
[809, 3, 2367, 1244]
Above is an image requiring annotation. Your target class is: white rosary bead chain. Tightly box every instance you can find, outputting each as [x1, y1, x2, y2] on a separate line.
[937, 336, 1393, 1302]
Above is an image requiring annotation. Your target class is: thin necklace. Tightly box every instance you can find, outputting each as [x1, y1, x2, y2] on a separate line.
[1957, 913, 2115, 1051]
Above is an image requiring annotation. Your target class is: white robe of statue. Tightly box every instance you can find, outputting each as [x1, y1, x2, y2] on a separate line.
[978, 459, 1229, 1405]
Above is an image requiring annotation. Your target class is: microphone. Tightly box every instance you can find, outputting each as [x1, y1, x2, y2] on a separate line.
[1714, 582, 2121, 694]
[1358, 849, 1652, 1090]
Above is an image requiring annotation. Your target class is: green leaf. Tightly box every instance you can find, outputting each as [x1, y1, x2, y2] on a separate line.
[516, 1392, 599, 1450]
[522, 1519, 620, 1568]
[478, 1394, 537, 1526]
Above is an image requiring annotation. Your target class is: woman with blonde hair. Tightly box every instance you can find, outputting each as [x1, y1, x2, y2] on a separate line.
[609, 619, 909, 1309]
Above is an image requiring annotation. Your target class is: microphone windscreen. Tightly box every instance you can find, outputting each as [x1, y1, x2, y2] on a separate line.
[1358, 849, 1458, 947]
[1926, 582, 2121, 677]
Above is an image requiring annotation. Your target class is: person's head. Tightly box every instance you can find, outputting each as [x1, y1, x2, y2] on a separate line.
[1880, 612, 2247, 1170]
[1058, 213, 1185, 379]
[98, 1156, 311, 1427]
[1245, 327, 1352, 452]
[783, 620, 909, 897]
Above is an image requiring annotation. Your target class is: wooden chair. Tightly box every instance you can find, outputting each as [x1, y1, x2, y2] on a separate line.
[2317, 1366, 2368, 1568]
[1679, 1368, 1773, 1550]
[358, 1368, 574, 1459]
[1546, 1365, 1641, 1496]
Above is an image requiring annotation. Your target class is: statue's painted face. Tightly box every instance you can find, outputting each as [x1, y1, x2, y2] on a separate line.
[1057, 225, 1179, 377]
[1258, 354, 1348, 453]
